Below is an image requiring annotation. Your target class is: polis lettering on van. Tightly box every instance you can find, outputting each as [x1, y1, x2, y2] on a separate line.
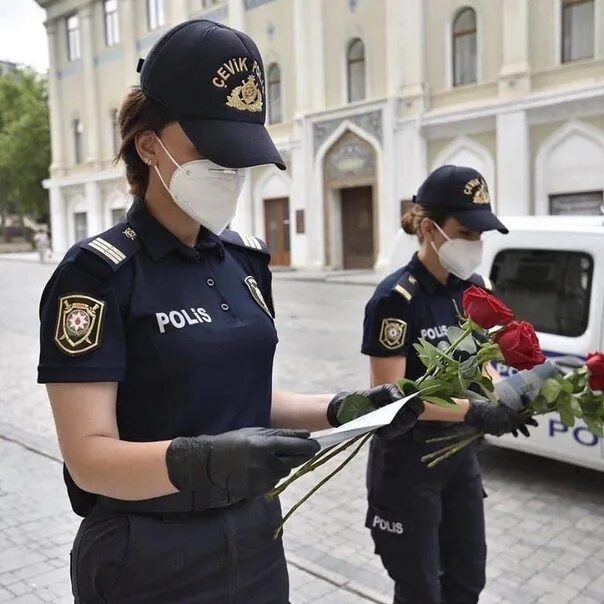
[420, 325, 448, 341]
[156, 308, 212, 334]
[549, 419, 600, 447]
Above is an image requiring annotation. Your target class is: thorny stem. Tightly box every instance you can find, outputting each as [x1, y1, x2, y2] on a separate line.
[272, 432, 373, 539]
[424, 433, 484, 468]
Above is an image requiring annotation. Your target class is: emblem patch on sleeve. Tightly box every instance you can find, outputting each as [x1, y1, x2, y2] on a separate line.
[54, 295, 106, 356]
[244, 276, 272, 318]
[379, 318, 407, 350]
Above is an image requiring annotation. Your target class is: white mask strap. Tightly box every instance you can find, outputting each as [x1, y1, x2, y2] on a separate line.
[431, 220, 450, 241]
[154, 134, 180, 170]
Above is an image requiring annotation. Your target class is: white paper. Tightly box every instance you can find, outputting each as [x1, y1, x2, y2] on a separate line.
[311, 394, 418, 450]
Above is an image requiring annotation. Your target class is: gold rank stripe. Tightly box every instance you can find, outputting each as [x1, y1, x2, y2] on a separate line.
[89, 237, 126, 265]
[240, 233, 261, 250]
[394, 284, 412, 302]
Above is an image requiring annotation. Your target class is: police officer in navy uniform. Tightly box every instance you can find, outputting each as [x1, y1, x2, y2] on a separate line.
[38, 20, 422, 603]
[361, 165, 537, 604]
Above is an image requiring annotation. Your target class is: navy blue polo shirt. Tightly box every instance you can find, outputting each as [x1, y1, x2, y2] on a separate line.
[362, 253, 485, 382]
[38, 198, 278, 441]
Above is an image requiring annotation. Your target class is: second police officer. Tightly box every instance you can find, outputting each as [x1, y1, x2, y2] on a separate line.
[38, 20, 423, 603]
[362, 166, 538, 604]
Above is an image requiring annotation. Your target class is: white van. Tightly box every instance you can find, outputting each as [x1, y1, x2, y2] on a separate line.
[389, 216, 604, 471]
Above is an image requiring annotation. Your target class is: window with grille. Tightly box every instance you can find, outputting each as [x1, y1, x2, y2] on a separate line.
[549, 191, 603, 215]
[74, 212, 88, 242]
[104, 0, 120, 46]
[267, 63, 282, 124]
[73, 119, 84, 164]
[453, 7, 477, 86]
[562, 0, 594, 63]
[66, 14, 81, 61]
[347, 39, 366, 103]
[147, 0, 165, 31]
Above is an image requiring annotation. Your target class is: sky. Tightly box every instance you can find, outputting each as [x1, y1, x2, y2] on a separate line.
[0, 0, 49, 72]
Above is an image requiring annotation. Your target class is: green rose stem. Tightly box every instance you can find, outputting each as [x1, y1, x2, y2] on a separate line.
[422, 432, 483, 468]
[267, 432, 369, 499]
[416, 323, 475, 386]
[272, 432, 373, 539]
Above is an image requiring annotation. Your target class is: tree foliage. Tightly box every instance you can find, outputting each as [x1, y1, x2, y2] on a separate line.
[0, 68, 50, 227]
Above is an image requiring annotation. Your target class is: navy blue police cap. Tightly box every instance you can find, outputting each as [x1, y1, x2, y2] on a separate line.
[137, 19, 285, 170]
[414, 165, 508, 234]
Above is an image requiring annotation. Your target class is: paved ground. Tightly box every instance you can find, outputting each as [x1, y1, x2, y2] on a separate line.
[1, 256, 604, 603]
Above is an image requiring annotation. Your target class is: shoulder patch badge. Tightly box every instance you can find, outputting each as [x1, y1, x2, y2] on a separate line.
[244, 276, 272, 318]
[54, 294, 106, 356]
[379, 318, 407, 350]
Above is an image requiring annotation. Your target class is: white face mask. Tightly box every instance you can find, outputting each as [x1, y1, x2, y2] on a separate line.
[430, 221, 483, 280]
[153, 136, 245, 235]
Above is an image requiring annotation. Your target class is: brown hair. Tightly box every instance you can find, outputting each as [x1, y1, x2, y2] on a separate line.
[114, 87, 176, 199]
[401, 204, 449, 242]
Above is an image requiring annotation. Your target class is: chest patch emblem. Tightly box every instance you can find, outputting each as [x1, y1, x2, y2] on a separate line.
[379, 318, 407, 350]
[244, 276, 272, 318]
[54, 294, 106, 356]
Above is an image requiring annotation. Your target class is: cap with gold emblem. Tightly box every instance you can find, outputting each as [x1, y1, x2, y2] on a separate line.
[413, 165, 508, 234]
[137, 19, 284, 170]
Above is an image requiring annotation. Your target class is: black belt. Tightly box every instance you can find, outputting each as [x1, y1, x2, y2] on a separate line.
[98, 489, 230, 515]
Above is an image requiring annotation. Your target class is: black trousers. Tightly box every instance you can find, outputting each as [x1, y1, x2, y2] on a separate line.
[366, 428, 486, 604]
[70, 496, 289, 603]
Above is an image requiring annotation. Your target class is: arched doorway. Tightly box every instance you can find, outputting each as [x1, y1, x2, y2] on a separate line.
[323, 131, 377, 269]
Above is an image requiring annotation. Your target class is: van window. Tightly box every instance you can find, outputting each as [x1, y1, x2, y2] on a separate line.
[490, 249, 593, 337]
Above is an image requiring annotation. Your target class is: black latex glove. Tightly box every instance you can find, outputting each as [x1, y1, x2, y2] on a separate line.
[465, 400, 538, 437]
[166, 427, 320, 506]
[327, 384, 424, 439]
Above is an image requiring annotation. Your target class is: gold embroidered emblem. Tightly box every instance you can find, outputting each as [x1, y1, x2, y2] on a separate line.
[379, 318, 407, 350]
[226, 75, 263, 113]
[463, 178, 490, 205]
[54, 294, 106, 356]
[123, 227, 137, 241]
[244, 276, 272, 318]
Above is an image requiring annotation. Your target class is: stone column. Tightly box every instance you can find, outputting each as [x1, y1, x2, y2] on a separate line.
[121, 0, 140, 86]
[499, 0, 530, 96]
[228, 0, 245, 31]
[49, 185, 68, 256]
[85, 180, 104, 234]
[44, 19, 65, 176]
[79, 3, 100, 167]
[496, 111, 530, 215]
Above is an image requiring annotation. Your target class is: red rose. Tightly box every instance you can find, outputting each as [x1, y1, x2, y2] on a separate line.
[494, 321, 546, 370]
[586, 352, 604, 391]
[462, 285, 514, 329]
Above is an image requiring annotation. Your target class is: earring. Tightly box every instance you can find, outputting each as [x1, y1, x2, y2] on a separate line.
[142, 157, 152, 166]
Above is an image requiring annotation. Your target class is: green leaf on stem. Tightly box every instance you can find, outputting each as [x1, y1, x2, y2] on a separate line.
[541, 378, 562, 403]
[447, 326, 477, 354]
[422, 395, 459, 409]
[584, 418, 604, 438]
[530, 395, 549, 414]
[336, 394, 375, 425]
[570, 396, 583, 418]
[397, 378, 419, 396]
[558, 392, 575, 428]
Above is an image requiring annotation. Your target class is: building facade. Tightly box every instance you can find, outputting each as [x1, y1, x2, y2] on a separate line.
[36, 0, 604, 269]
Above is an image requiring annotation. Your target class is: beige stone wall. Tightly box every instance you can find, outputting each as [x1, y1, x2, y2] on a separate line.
[322, 0, 387, 108]
[244, 0, 295, 124]
[426, 131, 496, 171]
[424, 0, 503, 95]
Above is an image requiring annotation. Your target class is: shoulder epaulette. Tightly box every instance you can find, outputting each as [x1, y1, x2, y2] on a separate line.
[221, 229, 270, 256]
[392, 269, 418, 302]
[467, 273, 492, 291]
[78, 222, 142, 271]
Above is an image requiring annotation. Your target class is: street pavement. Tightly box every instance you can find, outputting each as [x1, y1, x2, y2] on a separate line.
[0, 257, 604, 603]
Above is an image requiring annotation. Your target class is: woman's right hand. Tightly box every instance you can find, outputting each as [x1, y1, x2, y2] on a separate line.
[464, 400, 538, 437]
[166, 428, 320, 504]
